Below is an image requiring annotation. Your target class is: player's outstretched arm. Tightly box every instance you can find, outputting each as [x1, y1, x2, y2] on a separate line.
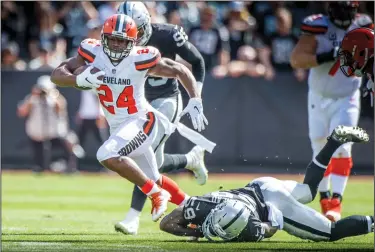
[51, 55, 87, 87]
[160, 207, 203, 238]
[147, 57, 208, 131]
[147, 57, 200, 99]
[290, 34, 319, 69]
[175, 41, 206, 95]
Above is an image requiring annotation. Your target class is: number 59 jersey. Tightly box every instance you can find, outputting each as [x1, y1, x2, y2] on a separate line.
[77, 39, 161, 133]
[301, 14, 373, 98]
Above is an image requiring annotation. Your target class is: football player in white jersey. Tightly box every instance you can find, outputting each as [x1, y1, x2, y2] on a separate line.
[115, 2, 209, 236]
[291, 1, 373, 221]
[50, 14, 208, 222]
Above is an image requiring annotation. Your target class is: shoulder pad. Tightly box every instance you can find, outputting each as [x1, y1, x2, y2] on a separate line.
[133, 46, 161, 71]
[301, 14, 328, 35]
[78, 39, 101, 63]
[354, 14, 374, 29]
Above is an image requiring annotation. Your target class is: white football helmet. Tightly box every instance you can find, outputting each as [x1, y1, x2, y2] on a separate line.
[202, 200, 251, 241]
[117, 1, 152, 46]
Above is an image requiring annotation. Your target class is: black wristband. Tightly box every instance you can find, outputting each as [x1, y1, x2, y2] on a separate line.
[316, 50, 335, 64]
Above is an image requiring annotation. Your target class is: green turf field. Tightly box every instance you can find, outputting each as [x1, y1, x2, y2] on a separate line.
[2, 172, 374, 251]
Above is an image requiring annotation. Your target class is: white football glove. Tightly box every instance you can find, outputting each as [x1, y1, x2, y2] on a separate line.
[179, 97, 208, 132]
[76, 66, 104, 89]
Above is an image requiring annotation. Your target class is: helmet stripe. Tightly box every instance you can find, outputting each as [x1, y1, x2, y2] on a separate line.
[122, 1, 128, 15]
[222, 207, 245, 230]
[118, 15, 125, 32]
[114, 15, 119, 31]
[114, 15, 121, 32]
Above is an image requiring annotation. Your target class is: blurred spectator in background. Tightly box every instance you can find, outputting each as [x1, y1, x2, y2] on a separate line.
[3, 1, 373, 80]
[211, 1, 265, 79]
[145, 2, 167, 24]
[1, 1, 26, 56]
[86, 19, 102, 40]
[189, 6, 230, 72]
[76, 90, 108, 158]
[98, 1, 119, 24]
[1, 41, 27, 71]
[165, 2, 203, 32]
[54, 2, 98, 57]
[257, 7, 305, 81]
[28, 46, 55, 71]
[17, 76, 83, 173]
[251, 2, 285, 40]
[223, 2, 256, 61]
[28, 38, 67, 71]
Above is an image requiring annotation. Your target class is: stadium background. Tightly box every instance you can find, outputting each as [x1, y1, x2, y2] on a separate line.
[2, 2, 375, 251]
[2, 1, 374, 174]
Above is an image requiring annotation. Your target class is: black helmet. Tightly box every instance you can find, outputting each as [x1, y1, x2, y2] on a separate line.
[328, 1, 359, 29]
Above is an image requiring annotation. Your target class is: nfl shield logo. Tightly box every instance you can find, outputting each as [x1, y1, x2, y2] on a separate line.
[112, 69, 116, 74]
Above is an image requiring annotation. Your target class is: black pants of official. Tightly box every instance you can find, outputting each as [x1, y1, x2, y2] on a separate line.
[30, 138, 74, 172]
[77, 119, 103, 146]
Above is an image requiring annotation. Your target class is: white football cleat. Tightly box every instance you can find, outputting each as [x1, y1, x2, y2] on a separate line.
[330, 126, 369, 144]
[150, 189, 170, 222]
[186, 146, 208, 185]
[114, 217, 140, 235]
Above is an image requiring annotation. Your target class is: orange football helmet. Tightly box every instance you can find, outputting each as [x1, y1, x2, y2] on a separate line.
[101, 14, 138, 62]
[339, 27, 374, 78]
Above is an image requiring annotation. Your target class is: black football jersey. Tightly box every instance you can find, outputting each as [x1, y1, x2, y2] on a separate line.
[182, 184, 269, 229]
[145, 23, 188, 101]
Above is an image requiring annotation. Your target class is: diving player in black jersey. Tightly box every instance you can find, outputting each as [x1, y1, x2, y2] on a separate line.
[115, 1, 209, 235]
[160, 126, 374, 242]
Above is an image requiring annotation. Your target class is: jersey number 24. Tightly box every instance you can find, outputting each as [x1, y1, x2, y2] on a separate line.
[97, 85, 138, 115]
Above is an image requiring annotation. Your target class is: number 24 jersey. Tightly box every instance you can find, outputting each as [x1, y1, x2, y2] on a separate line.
[77, 38, 160, 132]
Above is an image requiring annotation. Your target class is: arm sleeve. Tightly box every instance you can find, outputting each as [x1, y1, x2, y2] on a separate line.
[176, 41, 205, 83]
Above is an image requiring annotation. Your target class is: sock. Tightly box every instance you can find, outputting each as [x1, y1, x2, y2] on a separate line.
[320, 191, 331, 199]
[331, 174, 349, 196]
[315, 138, 342, 166]
[303, 160, 327, 200]
[159, 154, 188, 173]
[126, 207, 141, 220]
[330, 215, 374, 241]
[140, 179, 160, 196]
[331, 158, 352, 196]
[318, 162, 332, 194]
[303, 137, 343, 200]
[130, 185, 147, 213]
[318, 176, 331, 194]
[332, 192, 343, 202]
[161, 175, 188, 206]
